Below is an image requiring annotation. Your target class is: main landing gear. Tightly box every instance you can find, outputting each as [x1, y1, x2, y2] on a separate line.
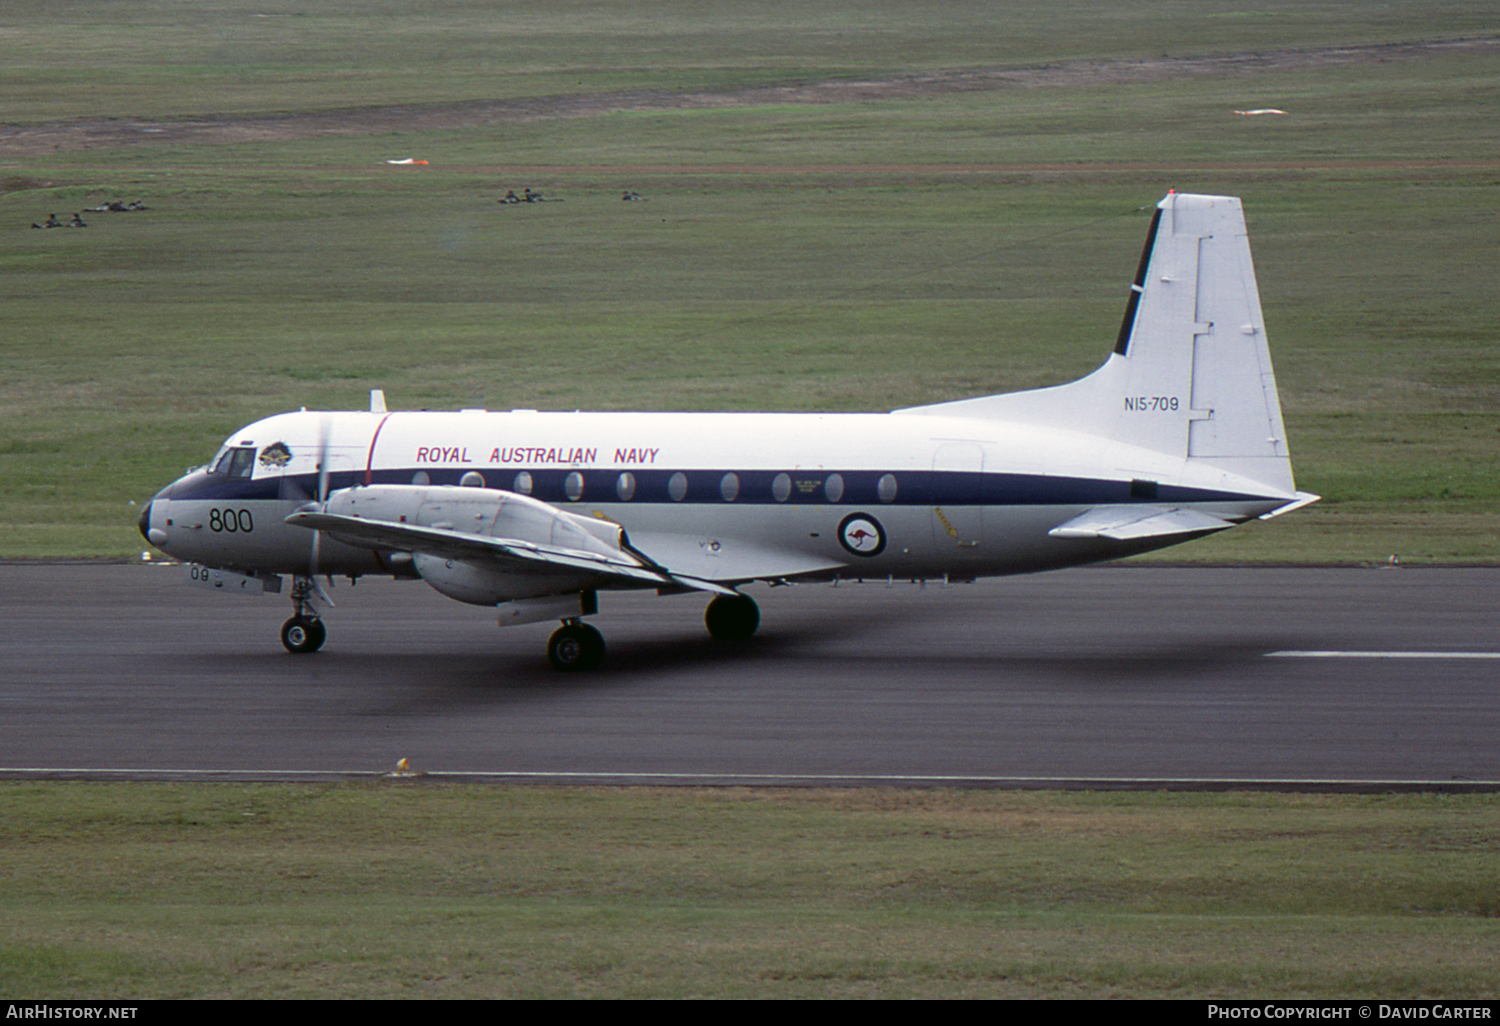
[704, 592, 760, 642]
[545, 592, 761, 672]
[280, 575, 327, 654]
[547, 620, 606, 672]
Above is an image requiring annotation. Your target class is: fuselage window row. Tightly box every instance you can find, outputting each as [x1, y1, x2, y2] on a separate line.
[261, 457, 901, 506]
[500, 469, 901, 504]
[493, 468, 901, 504]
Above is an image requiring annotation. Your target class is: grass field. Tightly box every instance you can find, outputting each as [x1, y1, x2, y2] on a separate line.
[8, 0, 1496, 123]
[2, 783, 1498, 999]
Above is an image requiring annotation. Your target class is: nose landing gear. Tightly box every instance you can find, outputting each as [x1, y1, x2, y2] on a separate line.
[280, 575, 327, 654]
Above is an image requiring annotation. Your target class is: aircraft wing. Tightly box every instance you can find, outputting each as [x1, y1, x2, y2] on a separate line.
[1046, 505, 1237, 541]
[626, 531, 847, 584]
[285, 510, 738, 596]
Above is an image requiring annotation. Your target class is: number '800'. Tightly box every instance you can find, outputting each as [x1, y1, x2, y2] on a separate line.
[209, 508, 253, 533]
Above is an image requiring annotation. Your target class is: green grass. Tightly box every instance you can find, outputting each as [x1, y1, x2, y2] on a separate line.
[6, 0, 1493, 123]
[2, 783, 1498, 998]
[2, 0, 1498, 560]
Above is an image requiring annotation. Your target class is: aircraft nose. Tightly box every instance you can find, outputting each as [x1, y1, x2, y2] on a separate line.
[138, 496, 171, 549]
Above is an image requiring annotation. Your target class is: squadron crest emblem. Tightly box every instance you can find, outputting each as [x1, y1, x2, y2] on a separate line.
[259, 441, 293, 468]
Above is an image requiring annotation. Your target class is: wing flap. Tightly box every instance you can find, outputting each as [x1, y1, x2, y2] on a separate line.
[626, 531, 847, 583]
[1047, 505, 1236, 541]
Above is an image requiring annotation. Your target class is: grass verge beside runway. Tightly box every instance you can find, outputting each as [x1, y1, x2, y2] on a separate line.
[1, 782, 1497, 998]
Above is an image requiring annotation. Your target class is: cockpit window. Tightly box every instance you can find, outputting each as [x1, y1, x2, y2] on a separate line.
[225, 446, 257, 479]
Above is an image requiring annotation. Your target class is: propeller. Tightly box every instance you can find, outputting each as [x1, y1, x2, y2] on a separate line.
[305, 416, 336, 609]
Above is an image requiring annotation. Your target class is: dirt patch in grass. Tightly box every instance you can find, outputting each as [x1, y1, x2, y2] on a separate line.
[3, 37, 1494, 159]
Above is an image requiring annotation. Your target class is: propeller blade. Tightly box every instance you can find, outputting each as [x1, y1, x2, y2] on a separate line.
[316, 416, 331, 504]
[310, 416, 331, 579]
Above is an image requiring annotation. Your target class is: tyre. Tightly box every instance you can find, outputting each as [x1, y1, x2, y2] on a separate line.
[548, 622, 605, 671]
[281, 615, 325, 654]
[704, 593, 759, 642]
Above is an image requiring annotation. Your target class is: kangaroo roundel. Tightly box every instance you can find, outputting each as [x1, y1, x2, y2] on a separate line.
[838, 513, 887, 557]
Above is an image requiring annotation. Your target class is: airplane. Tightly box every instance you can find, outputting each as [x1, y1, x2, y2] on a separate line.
[138, 191, 1318, 671]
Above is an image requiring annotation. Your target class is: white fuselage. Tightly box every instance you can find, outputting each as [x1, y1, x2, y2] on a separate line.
[142, 406, 1289, 591]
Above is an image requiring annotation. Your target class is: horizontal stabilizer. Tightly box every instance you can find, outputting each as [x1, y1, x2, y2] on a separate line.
[1259, 491, 1321, 520]
[1047, 505, 1236, 541]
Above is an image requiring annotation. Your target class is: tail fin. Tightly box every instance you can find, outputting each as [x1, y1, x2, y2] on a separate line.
[897, 192, 1299, 496]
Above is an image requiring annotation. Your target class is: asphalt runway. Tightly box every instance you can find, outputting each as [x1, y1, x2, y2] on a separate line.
[3, 563, 1497, 787]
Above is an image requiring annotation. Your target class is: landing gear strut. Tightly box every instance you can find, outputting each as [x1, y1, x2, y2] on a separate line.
[548, 620, 605, 672]
[704, 593, 759, 642]
[280, 575, 327, 654]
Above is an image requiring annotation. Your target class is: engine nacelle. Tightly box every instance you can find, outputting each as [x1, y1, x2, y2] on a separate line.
[411, 551, 598, 605]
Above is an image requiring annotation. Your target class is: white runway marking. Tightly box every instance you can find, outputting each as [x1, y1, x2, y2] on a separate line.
[1267, 650, 1500, 659]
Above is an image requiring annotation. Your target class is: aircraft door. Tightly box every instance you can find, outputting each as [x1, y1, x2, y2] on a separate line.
[931, 443, 984, 550]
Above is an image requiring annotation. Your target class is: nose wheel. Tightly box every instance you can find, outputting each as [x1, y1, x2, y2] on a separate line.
[281, 615, 326, 654]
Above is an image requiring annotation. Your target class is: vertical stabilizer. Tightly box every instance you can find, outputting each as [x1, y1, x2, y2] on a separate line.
[897, 193, 1298, 495]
